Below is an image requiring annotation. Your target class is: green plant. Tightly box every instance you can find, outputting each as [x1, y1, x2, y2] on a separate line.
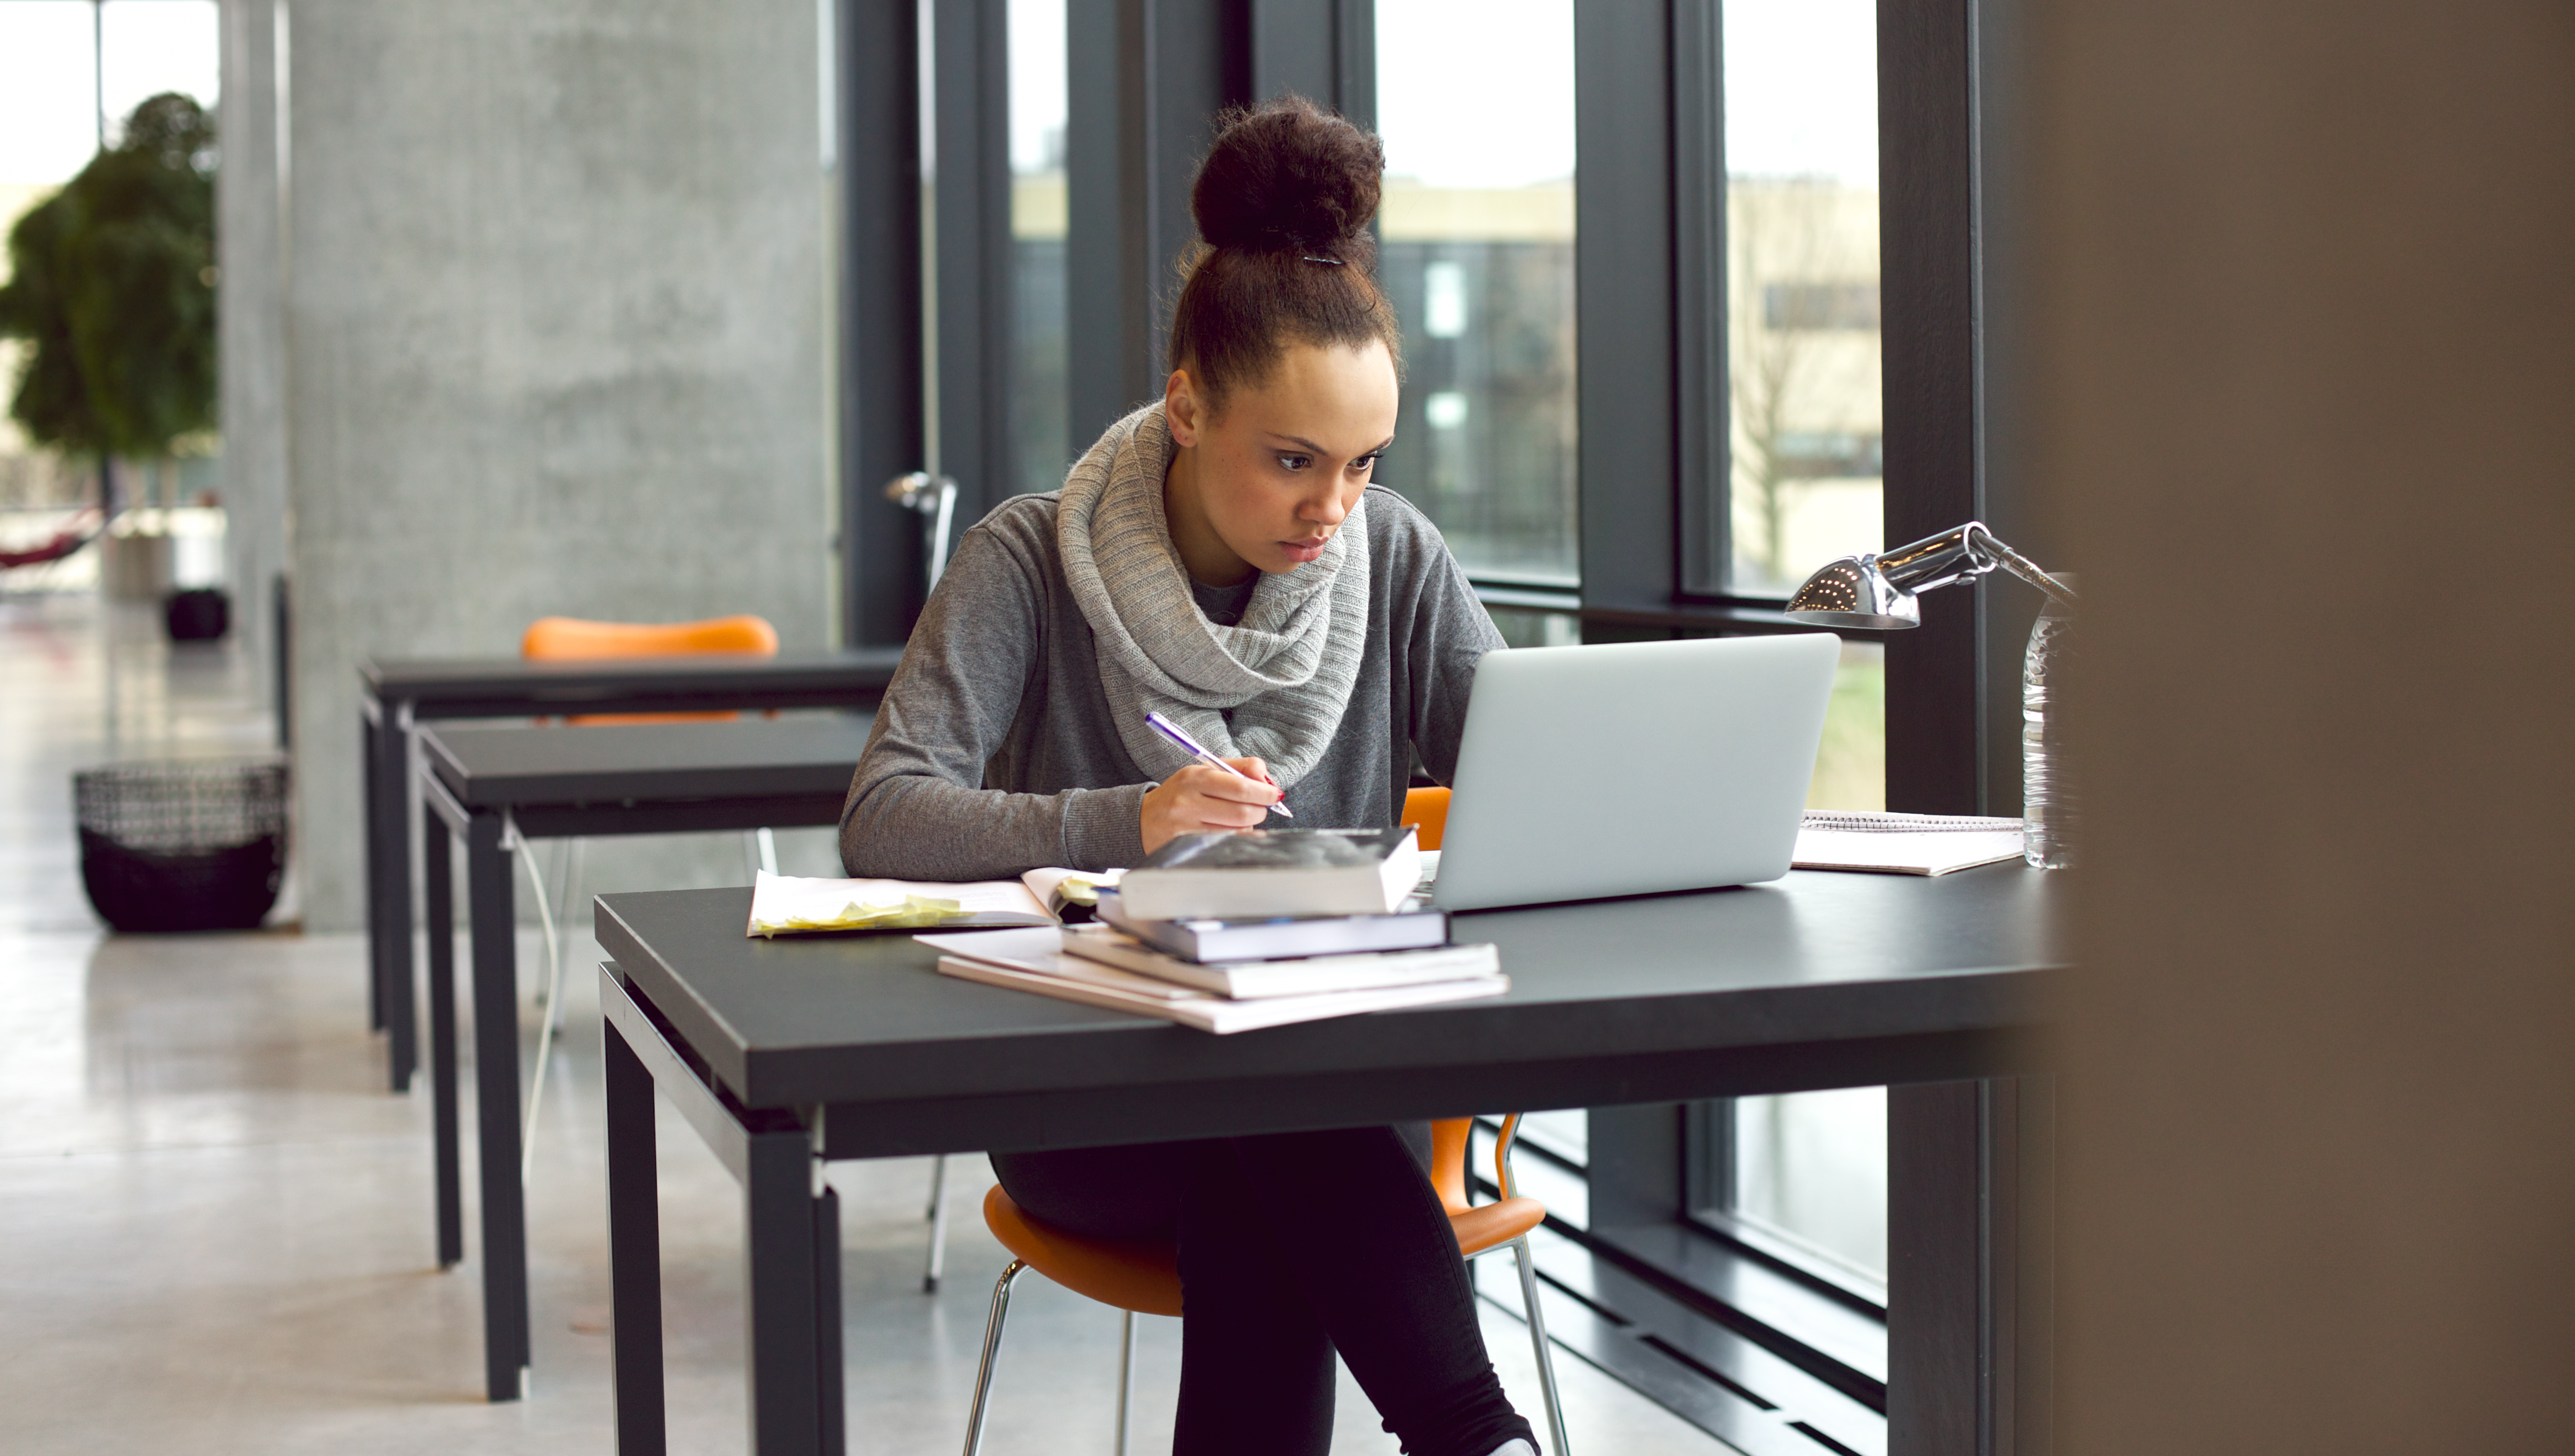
[0, 94, 218, 480]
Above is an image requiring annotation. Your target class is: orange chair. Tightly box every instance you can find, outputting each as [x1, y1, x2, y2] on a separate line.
[962, 1116, 1572, 1456]
[1403, 785, 1451, 851]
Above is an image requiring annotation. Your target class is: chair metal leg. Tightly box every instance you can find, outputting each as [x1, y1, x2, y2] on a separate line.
[1512, 1238, 1572, 1456]
[757, 826, 779, 875]
[961, 1260, 1028, 1456]
[1114, 1309, 1136, 1456]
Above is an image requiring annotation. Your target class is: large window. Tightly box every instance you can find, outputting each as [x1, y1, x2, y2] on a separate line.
[1007, 0, 1069, 498]
[1372, 0, 1580, 586]
[1697, 1088, 1890, 1292]
[840, 4, 2000, 1439]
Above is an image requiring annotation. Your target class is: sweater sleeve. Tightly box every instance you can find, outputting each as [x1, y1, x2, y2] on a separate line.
[1402, 508, 1509, 786]
[838, 518, 1151, 879]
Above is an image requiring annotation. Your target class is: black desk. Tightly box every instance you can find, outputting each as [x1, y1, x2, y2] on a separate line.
[360, 649, 903, 1092]
[594, 867, 2063, 1456]
[417, 716, 872, 1402]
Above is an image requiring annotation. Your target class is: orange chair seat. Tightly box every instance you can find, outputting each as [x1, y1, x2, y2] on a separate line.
[982, 1115, 1548, 1319]
[981, 1186, 1545, 1320]
[519, 614, 780, 725]
[983, 1184, 1184, 1317]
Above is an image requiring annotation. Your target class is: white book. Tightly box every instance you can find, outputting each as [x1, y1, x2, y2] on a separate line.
[918, 927, 1508, 1034]
[1791, 812, 2026, 877]
[745, 867, 1123, 937]
[1058, 924, 1500, 1000]
[1115, 827, 1421, 920]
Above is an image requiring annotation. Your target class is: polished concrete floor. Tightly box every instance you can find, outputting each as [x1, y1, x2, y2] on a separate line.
[0, 590, 1729, 1454]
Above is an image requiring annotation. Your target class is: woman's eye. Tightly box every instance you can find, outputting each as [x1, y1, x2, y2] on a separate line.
[1350, 453, 1382, 474]
[1278, 454, 1313, 472]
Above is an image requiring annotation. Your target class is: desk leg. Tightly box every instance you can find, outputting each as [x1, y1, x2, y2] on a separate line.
[362, 712, 385, 1033]
[606, 1010, 666, 1456]
[468, 807, 530, 1400]
[425, 809, 463, 1269]
[1890, 1078, 2046, 1456]
[378, 712, 419, 1091]
[744, 1126, 840, 1456]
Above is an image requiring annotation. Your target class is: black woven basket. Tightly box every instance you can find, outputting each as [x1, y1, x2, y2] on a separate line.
[75, 760, 288, 933]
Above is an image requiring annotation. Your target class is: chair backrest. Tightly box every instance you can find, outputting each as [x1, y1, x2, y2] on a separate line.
[521, 614, 779, 660]
[1428, 1117, 1475, 1215]
[521, 615, 779, 724]
[1400, 786, 1451, 852]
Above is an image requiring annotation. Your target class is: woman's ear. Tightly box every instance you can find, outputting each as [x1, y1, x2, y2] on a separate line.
[1164, 367, 1202, 448]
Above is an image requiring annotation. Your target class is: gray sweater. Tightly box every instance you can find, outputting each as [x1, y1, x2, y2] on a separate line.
[839, 483, 1506, 880]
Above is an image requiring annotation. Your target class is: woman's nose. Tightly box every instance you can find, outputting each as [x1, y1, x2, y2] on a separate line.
[1302, 490, 1350, 528]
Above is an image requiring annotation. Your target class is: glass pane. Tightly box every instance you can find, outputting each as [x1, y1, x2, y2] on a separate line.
[1008, 0, 1069, 496]
[1808, 639, 1885, 810]
[1373, 0, 1579, 585]
[1722, 0, 1883, 594]
[1728, 1087, 1888, 1287]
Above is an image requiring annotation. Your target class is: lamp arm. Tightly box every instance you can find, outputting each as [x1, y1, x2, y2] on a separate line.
[1964, 523, 2078, 607]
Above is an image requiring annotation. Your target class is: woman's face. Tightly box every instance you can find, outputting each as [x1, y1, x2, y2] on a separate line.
[1164, 339, 1399, 581]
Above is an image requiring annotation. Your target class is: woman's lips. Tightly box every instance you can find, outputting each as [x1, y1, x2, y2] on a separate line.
[1278, 535, 1330, 563]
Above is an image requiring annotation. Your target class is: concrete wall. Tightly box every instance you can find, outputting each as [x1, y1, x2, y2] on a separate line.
[277, 0, 835, 929]
[2036, 0, 2575, 1448]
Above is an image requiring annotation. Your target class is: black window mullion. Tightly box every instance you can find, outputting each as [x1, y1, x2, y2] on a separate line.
[931, 0, 1018, 530]
[1879, 0, 1986, 813]
[836, 0, 927, 648]
[1672, 0, 1729, 599]
[1250, 0, 1374, 122]
[1064, 0, 1251, 452]
[1573, 0, 1683, 621]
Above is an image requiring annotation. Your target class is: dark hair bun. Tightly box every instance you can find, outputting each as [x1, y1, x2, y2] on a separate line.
[1192, 95, 1383, 255]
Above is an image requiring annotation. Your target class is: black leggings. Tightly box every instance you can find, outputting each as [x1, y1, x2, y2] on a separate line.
[990, 1124, 1534, 1456]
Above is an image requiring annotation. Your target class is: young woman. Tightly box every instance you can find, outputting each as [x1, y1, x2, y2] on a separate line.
[841, 96, 1534, 1456]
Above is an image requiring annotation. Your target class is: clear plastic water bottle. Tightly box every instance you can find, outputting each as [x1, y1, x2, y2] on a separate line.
[2022, 576, 2076, 868]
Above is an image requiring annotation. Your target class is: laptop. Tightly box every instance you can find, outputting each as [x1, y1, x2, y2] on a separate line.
[1430, 633, 1841, 912]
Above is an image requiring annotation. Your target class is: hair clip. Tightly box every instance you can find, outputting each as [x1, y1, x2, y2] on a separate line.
[1302, 255, 1345, 266]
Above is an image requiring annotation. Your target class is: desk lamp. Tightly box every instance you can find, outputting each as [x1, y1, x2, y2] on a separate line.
[1782, 520, 2075, 628]
[1785, 521, 2081, 868]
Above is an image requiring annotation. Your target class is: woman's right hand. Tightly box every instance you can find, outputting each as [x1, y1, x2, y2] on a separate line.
[1140, 757, 1281, 855]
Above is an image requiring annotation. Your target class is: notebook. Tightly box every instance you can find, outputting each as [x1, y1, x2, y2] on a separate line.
[918, 927, 1508, 1034]
[1791, 812, 2026, 876]
[1058, 924, 1499, 1000]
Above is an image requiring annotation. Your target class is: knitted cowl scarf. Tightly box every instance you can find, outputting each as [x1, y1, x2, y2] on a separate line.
[1055, 401, 1370, 789]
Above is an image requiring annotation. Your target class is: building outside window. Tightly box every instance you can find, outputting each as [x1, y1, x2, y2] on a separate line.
[1372, 0, 1579, 588]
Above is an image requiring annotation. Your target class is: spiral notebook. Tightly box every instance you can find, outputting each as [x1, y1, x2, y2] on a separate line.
[1791, 812, 2026, 876]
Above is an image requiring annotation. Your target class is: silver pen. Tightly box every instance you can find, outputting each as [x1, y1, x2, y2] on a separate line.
[1142, 711, 1294, 818]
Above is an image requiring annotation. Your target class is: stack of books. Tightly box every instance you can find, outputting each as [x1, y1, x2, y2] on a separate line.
[920, 828, 1506, 1033]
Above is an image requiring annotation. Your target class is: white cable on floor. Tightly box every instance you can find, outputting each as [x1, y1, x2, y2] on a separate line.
[503, 820, 569, 1179]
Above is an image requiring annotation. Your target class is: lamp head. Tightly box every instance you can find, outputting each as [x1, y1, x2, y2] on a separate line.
[1784, 554, 1922, 630]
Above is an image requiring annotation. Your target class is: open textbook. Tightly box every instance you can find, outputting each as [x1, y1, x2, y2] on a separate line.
[745, 866, 1121, 937]
[1791, 811, 2026, 876]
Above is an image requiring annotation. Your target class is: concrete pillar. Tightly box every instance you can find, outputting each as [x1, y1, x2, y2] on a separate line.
[217, 0, 290, 738]
[281, 0, 834, 929]
[2038, 0, 2575, 1450]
